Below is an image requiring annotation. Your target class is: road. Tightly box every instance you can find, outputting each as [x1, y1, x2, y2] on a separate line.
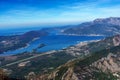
[2, 50, 56, 67]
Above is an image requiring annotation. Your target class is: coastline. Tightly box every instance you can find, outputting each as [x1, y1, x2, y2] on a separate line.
[60, 33, 106, 37]
[0, 39, 100, 57]
[1, 37, 40, 55]
[0, 35, 104, 56]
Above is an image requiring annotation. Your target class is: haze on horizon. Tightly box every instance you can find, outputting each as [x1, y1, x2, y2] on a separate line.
[0, 0, 120, 29]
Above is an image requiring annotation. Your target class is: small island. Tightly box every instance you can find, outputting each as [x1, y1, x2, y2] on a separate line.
[37, 43, 46, 49]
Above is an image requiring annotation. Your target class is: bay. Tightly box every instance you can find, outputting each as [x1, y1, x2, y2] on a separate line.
[0, 35, 105, 56]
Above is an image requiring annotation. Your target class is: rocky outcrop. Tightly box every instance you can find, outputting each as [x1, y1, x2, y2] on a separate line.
[113, 35, 120, 46]
[92, 53, 120, 72]
[61, 67, 79, 80]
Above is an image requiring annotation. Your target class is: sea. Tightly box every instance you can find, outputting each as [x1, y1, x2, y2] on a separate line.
[0, 27, 105, 56]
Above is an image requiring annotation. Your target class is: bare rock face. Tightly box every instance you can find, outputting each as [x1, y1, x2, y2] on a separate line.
[61, 67, 79, 80]
[92, 53, 120, 77]
[26, 72, 36, 80]
[113, 35, 120, 46]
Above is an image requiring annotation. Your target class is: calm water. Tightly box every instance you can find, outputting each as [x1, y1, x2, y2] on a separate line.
[0, 35, 105, 56]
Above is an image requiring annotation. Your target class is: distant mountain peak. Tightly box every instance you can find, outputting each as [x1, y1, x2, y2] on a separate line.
[93, 17, 120, 25]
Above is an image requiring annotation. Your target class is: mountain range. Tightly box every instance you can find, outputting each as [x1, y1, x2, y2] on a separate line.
[62, 17, 120, 36]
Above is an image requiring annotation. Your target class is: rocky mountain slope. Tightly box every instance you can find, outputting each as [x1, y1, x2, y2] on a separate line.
[45, 47, 120, 80]
[28, 35, 120, 80]
[62, 17, 120, 36]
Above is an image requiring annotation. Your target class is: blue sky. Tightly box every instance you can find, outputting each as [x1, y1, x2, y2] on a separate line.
[0, 0, 120, 28]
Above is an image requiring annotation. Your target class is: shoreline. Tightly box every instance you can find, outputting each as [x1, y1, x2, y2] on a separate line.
[1, 37, 40, 56]
[60, 33, 106, 37]
[0, 37, 102, 57]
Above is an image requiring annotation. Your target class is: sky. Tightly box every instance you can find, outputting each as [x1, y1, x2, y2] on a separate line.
[0, 0, 120, 28]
